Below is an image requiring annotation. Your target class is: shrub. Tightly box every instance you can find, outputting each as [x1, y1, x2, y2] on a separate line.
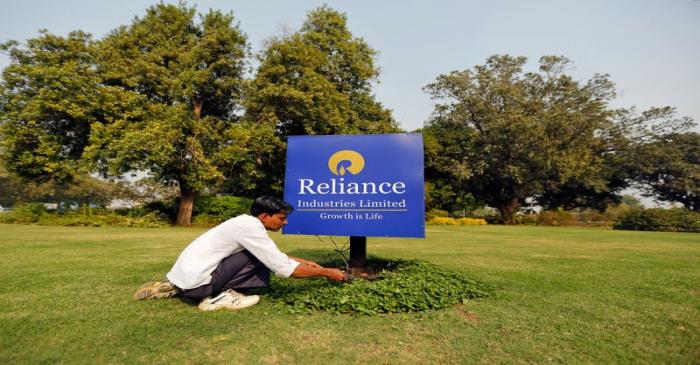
[425, 209, 450, 220]
[613, 208, 700, 233]
[143, 200, 178, 223]
[427, 217, 458, 225]
[577, 209, 612, 227]
[193, 195, 253, 223]
[513, 213, 538, 226]
[603, 203, 636, 222]
[537, 210, 578, 226]
[456, 217, 487, 226]
[0, 203, 47, 224]
[0, 206, 168, 227]
[191, 214, 223, 227]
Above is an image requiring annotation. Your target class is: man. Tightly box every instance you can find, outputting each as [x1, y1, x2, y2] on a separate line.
[134, 196, 346, 311]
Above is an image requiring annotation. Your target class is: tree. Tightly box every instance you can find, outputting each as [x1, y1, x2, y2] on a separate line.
[423, 55, 692, 223]
[0, 30, 104, 183]
[86, 3, 249, 225]
[241, 6, 399, 196]
[634, 132, 699, 210]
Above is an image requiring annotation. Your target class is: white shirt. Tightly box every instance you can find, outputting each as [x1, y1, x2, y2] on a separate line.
[166, 215, 300, 290]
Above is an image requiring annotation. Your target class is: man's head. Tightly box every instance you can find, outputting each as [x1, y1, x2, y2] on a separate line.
[250, 196, 293, 231]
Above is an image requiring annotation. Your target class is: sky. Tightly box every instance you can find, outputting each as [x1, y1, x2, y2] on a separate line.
[1, 0, 699, 132]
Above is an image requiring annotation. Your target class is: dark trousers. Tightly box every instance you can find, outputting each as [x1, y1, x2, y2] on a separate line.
[178, 250, 270, 301]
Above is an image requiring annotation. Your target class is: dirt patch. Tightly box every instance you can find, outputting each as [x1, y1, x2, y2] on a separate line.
[342, 266, 385, 280]
[689, 289, 700, 297]
[339, 260, 397, 281]
[456, 307, 480, 323]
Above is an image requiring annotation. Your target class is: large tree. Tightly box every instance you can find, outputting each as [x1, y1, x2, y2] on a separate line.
[86, 3, 250, 225]
[0, 30, 109, 183]
[633, 132, 699, 210]
[240, 6, 399, 196]
[423, 55, 692, 223]
[0, 30, 134, 208]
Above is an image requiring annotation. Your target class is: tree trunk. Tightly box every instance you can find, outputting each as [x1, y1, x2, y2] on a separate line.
[497, 196, 520, 225]
[176, 187, 196, 226]
[193, 99, 203, 120]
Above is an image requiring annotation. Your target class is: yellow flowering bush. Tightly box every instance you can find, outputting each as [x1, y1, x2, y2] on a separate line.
[427, 217, 488, 226]
[457, 218, 487, 225]
[427, 217, 459, 225]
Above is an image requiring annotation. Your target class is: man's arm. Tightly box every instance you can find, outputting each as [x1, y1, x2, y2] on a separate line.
[291, 262, 346, 281]
[288, 256, 322, 268]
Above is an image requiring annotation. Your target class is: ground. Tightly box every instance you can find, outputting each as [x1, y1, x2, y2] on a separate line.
[0, 224, 698, 364]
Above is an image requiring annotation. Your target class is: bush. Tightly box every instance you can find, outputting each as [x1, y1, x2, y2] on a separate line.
[427, 217, 458, 225]
[456, 217, 487, 226]
[0, 203, 47, 224]
[512, 209, 613, 227]
[143, 200, 178, 223]
[613, 208, 700, 233]
[0, 205, 168, 227]
[537, 210, 578, 226]
[513, 213, 538, 226]
[191, 214, 224, 227]
[425, 209, 449, 220]
[193, 195, 253, 223]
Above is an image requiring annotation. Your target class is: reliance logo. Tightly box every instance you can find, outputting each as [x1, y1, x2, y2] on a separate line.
[298, 150, 406, 195]
[328, 150, 365, 176]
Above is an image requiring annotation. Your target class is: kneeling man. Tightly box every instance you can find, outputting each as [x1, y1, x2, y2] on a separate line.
[135, 196, 345, 310]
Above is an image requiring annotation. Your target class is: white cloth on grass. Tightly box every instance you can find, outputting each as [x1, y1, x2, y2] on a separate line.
[166, 215, 299, 290]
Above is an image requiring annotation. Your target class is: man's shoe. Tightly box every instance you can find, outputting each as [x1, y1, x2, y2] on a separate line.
[133, 280, 178, 300]
[198, 289, 260, 311]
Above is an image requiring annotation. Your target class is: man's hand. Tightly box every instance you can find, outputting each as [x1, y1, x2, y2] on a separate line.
[291, 262, 347, 282]
[324, 268, 346, 282]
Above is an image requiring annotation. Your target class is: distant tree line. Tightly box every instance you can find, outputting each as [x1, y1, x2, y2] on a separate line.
[0, 3, 696, 224]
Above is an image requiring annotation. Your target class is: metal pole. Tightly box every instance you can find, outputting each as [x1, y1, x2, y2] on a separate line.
[349, 236, 367, 268]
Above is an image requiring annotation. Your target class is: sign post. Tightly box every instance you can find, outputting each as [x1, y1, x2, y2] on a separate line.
[349, 236, 367, 268]
[283, 133, 424, 268]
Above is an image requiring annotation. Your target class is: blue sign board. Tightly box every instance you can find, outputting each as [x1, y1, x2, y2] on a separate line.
[283, 133, 425, 238]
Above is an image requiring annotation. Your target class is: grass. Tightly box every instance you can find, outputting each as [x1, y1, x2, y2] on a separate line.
[0, 223, 698, 364]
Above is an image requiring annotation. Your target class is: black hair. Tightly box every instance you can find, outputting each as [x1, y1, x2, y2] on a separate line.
[250, 196, 293, 217]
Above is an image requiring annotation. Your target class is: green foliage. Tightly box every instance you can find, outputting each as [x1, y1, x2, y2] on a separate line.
[423, 55, 694, 223]
[535, 210, 579, 227]
[633, 132, 699, 211]
[425, 208, 449, 220]
[192, 195, 253, 222]
[513, 206, 634, 227]
[87, 3, 251, 224]
[613, 208, 700, 233]
[267, 259, 490, 315]
[425, 180, 482, 213]
[142, 200, 179, 223]
[247, 6, 397, 136]
[0, 159, 121, 208]
[240, 6, 399, 195]
[0, 204, 168, 227]
[0, 203, 48, 223]
[0, 30, 105, 182]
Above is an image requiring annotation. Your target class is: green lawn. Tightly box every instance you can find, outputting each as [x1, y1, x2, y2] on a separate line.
[1, 224, 698, 364]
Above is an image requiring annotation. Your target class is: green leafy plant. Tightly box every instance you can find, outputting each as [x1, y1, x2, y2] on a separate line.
[265, 258, 491, 315]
